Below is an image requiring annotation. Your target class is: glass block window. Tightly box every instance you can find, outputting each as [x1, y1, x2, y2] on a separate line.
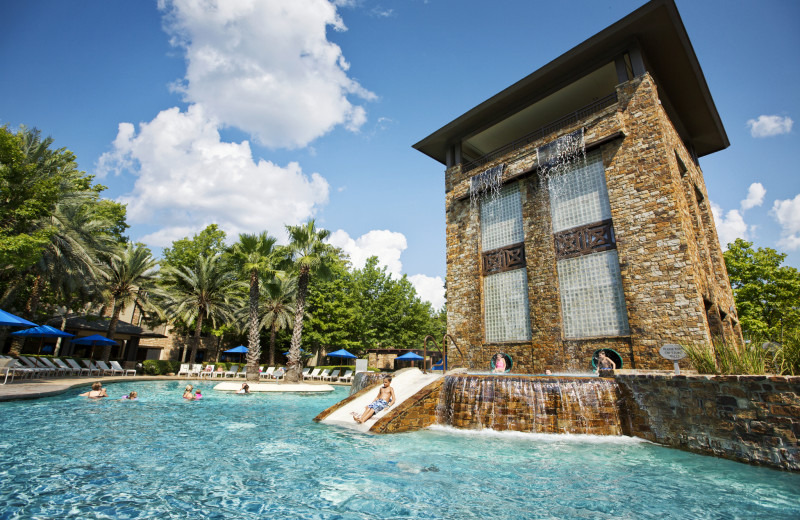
[481, 183, 524, 251]
[548, 151, 611, 232]
[484, 269, 532, 342]
[556, 250, 630, 337]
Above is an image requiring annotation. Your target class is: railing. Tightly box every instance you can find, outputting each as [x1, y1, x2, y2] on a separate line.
[423, 334, 465, 373]
[461, 92, 618, 174]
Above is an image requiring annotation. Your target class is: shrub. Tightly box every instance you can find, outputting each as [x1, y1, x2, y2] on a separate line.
[682, 343, 718, 374]
[142, 360, 181, 375]
[775, 332, 800, 375]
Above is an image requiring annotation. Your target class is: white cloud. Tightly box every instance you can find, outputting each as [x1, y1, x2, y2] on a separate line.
[97, 105, 330, 247]
[711, 203, 748, 249]
[771, 194, 800, 250]
[328, 229, 407, 276]
[159, 0, 375, 149]
[747, 115, 793, 138]
[408, 274, 445, 310]
[327, 229, 445, 308]
[740, 182, 766, 210]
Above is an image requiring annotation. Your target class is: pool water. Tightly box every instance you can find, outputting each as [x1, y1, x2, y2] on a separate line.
[0, 380, 798, 519]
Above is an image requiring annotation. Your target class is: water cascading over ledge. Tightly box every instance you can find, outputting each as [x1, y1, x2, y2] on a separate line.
[435, 374, 625, 435]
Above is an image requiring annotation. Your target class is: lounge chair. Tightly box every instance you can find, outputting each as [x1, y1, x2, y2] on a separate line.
[38, 357, 66, 376]
[188, 364, 204, 378]
[96, 360, 122, 376]
[53, 358, 82, 376]
[66, 358, 91, 376]
[314, 369, 331, 381]
[272, 367, 285, 380]
[260, 366, 276, 379]
[81, 360, 102, 376]
[301, 367, 311, 379]
[322, 369, 340, 381]
[110, 360, 136, 376]
[200, 364, 215, 379]
[304, 368, 320, 380]
[177, 364, 191, 378]
[1, 358, 34, 384]
[18, 356, 54, 377]
[338, 370, 353, 383]
[224, 364, 240, 378]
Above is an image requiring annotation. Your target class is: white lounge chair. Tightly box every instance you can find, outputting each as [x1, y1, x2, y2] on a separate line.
[188, 364, 203, 378]
[19, 356, 54, 377]
[53, 358, 82, 376]
[224, 364, 240, 378]
[301, 367, 311, 379]
[200, 364, 215, 379]
[338, 370, 353, 383]
[110, 360, 136, 376]
[66, 358, 91, 376]
[272, 367, 285, 381]
[314, 369, 331, 381]
[96, 360, 122, 376]
[81, 360, 102, 376]
[38, 357, 66, 376]
[304, 368, 320, 380]
[1, 358, 34, 384]
[322, 369, 340, 381]
[260, 366, 276, 379]
[177, 363, 191, 378]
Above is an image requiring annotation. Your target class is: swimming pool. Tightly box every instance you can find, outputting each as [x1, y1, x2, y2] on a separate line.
[1, 380, 798, 519]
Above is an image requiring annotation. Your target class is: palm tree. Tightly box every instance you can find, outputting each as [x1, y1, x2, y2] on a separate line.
[229, 232, 279, 381]
[99, 243, 159, 362]
[284, 220, 336, 382]
[159, 254, 238, 365]
[260, 272, 297, 366]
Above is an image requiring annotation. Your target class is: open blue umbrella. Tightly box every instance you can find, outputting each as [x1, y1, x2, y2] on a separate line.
[66, 333, 116, 361]
[327, 348, 356, 367]
[395, 351, 424, 368]
[0, 309, 37, 327]
[224, 345, 248, 363]
[11, 325, 76, 361]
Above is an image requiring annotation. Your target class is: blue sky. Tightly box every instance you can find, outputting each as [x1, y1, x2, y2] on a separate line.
[2, 0, 798, 309]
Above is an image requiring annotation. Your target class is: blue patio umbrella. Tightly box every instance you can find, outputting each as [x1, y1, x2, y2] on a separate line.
[224, 345, 248, 363]
[395, 351, 424, 368]
[327, 348, 356, 367]
[11, 325, 76, 362]
[67, 333, 117, 360]
[0, 309, 37, 327]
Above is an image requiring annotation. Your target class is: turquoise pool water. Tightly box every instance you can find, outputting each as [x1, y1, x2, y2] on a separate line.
[0, 380, 798, 519]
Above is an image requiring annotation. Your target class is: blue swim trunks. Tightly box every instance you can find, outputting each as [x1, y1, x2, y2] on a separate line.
[367, 399, 389, 413]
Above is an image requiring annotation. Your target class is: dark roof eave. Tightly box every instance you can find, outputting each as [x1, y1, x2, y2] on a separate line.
[413, 0, 728, 165]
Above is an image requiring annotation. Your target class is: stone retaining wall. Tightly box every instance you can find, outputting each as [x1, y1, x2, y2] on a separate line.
[371, 379, 444, 434]
[616, 373, 800, 471]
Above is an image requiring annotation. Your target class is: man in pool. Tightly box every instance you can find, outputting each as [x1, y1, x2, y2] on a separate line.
[352, 377, 395, 423]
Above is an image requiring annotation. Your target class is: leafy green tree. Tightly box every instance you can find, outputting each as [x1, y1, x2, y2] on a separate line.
[161, 224, 227, 272]
[260, 272, 297, 366]
[99, 243, 160, 361]
[303, 256, 362, 354]
[724, 239, 800, 340]
[284, 220, 336, 382]
[229, 232, 279, 381]
[158, 254, 238, 364]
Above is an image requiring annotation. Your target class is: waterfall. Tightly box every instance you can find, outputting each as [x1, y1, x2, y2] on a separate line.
[435, 374, 624, 435]
[469, 164, 504, 207]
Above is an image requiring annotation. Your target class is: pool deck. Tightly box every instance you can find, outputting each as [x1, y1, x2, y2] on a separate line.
[0, 375, 346, 402]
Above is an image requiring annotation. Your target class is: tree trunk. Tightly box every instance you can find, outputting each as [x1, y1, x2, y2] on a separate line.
[246, 269, 261, 382]
[269, 322, 277, 366]
[286, 268, 309, 382]
[102, 299, 122, 362]
[24, 274, 44, 319]
[188, 312, 204, 365]
[53, 315, 67, 357]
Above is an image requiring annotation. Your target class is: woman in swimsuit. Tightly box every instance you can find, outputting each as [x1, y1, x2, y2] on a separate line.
[183, 384, 194, 399]
[352, 377, 395, 423]
[80, 382, 108, 399]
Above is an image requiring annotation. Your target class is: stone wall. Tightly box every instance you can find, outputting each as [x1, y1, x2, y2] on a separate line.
[616, 373, 800, 471]
[443, 73, 740, 373]
[371, 379, 444, 434]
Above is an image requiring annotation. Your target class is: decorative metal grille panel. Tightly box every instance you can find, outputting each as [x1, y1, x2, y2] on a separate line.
[481, 183, 524, 252]
[482, 243, 526, 275]
[484, 268, 532, 343]
[557, 250, 630, 338]
[548, 151, 611, 232]
[554, 219, 615, 259]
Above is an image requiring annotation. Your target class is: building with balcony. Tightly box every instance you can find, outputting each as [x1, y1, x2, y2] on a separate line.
[413, 0, 741, 372]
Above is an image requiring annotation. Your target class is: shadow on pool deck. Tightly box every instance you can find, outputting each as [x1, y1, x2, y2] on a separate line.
[0, 375, 347, 401]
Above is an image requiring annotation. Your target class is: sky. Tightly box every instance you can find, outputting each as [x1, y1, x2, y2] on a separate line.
[1, 0, 798, 311]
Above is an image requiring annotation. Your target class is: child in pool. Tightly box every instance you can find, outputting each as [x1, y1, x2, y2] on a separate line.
[194, 390, 202, 400]
[121, 391, 138, 400]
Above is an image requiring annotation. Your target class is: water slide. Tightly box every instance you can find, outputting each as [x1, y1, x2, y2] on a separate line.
[320, 368, 441, 433]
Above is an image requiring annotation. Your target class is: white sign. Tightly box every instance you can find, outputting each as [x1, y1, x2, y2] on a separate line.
[659, 343, 686, 361]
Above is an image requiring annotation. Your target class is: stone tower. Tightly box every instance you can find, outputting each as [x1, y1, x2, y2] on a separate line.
[413, 0, 741, 372]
